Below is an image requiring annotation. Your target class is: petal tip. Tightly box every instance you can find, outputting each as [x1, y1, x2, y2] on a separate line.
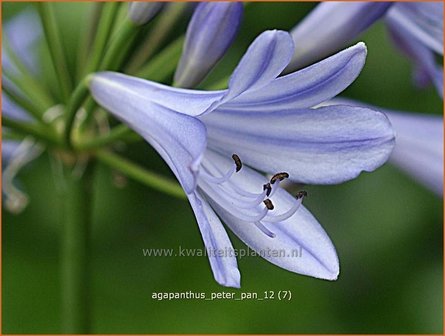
[215, 270, 241, 288]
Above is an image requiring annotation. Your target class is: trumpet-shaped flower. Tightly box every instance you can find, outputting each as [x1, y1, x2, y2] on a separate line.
[89, 30, 395, 287]
[174, 2, 243, 88]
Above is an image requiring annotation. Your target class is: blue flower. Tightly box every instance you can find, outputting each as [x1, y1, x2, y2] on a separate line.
[385, 2, 444, 97]
[287, 2, 443, 96]
[174, 2, 243, 88]
[89, 30, 395, 287]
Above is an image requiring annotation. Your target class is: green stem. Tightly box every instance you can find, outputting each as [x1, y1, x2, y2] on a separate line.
[126, 2, 188, 74]
[75, 124, 138, 150]
[205, 74, 230, 90]
[37, 3, 73, 102]
[3, 131, 27, 142]
[99, 20, 139, 71]
[84, 2, 120, 75]
[64, 79, 90, 148]
[3, 40, 56, 111]
[2, 116, 61, 146]
[58, 160, 95, 333]
[2, 84, 45, 121]
[72, 17, 142, 140]
[96, 150, 185, 200]
[136, 35, 184, 81]
[78, 97, 98, 133]
[76, 2, 104, 81]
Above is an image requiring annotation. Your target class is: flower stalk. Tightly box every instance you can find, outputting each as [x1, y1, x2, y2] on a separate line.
[84, 2, 121, 75]
[3, 39, 56, 114]
[96, 150, 186, 199]
[58, 160, 95, 333]
[136, 35, 185, 80]
[75, 124, 139, 150]
[2, 116, 61, 146]
[37, 3, 73, 102]
[99, 19, 139, 71]
[64, 78, 90, 148]
[126, 2, 188, 73]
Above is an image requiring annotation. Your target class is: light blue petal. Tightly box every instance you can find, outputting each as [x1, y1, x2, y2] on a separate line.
[188, 191, 241, 288]
[224, 42, 367, 111]
[91, 72, 226, 116]
[174, 2, 243, 88]
[225, 30, 294, 101]
[287, 2, 392, 71]
[89, 74, 207, 193]
[387, 2, 443, 55]
[386, 10, 443, 97]
[201, 105, 395, 185]
[89, 31, 295, 117]
[200, 150, 339, 280]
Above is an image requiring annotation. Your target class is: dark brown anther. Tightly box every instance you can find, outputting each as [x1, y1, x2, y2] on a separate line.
[296, 190, 307, 199]
[263, 183, 272, 197]
[263, 199, 274, 210]
[232, 154, 242, 172]
[270, 172, 289, 184]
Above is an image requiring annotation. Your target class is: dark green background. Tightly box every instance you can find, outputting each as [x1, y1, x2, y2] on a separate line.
[3, 2, 443, 333]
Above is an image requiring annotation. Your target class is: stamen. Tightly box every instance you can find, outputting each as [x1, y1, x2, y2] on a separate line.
[201, 159, 263, 199]
[268, 180, 281, 198]
[263, 183, 272, 197]
[198, 179, 270, 222]
[254, 221, 276, 238]
[200, 164, 236, 184]
[262, 197, 304, 223]
[270, 172, 289, 184]
[296, 190, 307, 199]
[263, 199, 274, 210]
[232, 154, 242, 172]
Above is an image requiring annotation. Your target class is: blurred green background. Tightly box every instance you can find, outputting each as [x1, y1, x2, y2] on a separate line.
[2, 2, 443, 334]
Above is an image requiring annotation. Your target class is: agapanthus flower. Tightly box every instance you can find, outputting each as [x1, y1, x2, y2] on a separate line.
[286, 2, 443, 96]
[174, 2, 243, 88]
[89, 30, 395, 287]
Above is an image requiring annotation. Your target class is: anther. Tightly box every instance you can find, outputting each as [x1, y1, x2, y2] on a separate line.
[263, 183, 272, 197]
[263, 199, 274, 210]
[270, 172, 289, 184]
[296, 190, 307, 199]
[232, 154, 242, 172]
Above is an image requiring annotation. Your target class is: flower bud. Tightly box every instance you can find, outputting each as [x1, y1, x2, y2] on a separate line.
[286, 2, 392, 71]
[174, 2, 243, 88]
[128, 2, 164, 26]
